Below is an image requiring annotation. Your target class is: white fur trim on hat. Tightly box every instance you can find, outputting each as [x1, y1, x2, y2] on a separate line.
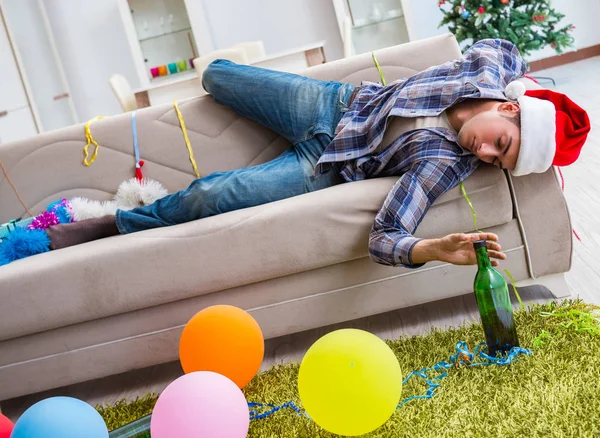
[512, 95, 556, 177]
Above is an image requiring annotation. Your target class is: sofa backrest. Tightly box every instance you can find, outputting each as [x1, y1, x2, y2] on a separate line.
[0, 34, 462, 223]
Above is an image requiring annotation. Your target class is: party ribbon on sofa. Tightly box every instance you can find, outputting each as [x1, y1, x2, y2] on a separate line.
[131, 111, 145, 181]
[173, 100, 201, 178]
[83, 116, 105, 166]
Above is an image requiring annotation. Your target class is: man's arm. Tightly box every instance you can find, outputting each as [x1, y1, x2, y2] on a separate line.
[411, 232, 505, 267]
[368, 160, 506, 268]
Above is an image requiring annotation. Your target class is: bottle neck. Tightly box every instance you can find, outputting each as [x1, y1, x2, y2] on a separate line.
[475, 246, 491, 268]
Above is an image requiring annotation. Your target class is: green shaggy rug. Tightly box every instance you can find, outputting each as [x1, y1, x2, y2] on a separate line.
[98, 300, 600, 437]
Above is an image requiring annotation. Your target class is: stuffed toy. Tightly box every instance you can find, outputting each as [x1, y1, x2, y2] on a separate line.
[0, 178, 168, 266]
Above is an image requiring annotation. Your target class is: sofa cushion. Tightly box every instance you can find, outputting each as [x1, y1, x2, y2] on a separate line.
[0, 165, 511, 341]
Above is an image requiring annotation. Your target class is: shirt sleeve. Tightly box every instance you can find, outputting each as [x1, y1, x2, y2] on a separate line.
[461, 39, 528, 89]
[368, 159, 459, 268]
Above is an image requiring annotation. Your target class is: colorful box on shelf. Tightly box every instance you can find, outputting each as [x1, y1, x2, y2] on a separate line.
[177, 60, 188, 72]
[150, 60, 189, 78]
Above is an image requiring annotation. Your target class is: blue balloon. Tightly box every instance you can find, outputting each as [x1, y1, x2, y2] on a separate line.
[11, 397, 108, 438]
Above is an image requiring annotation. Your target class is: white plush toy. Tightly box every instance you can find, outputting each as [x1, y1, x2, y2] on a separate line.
[69, 178, 168, 221]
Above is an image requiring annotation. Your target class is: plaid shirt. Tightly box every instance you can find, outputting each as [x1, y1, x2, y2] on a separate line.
[316, 39, 526, 267]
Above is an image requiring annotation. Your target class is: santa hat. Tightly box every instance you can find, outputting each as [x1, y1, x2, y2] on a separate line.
[504, 80, 590, 177]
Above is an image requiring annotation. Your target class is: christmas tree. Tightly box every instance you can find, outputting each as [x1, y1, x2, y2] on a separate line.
[438, 0, 575, 58]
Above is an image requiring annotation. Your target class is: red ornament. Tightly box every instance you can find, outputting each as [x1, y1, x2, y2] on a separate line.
[501, 0, 509, 4]
[478, 6, 485, 14]
[438, 0, 445, 6]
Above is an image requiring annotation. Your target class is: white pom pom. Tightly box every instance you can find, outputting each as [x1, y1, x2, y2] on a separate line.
[113, 178, 169, 209]
[101, 200, 119, 216]
[69, 197, 111, 221]
[505, 80, 526, 100]
[137, 178, 169, 205]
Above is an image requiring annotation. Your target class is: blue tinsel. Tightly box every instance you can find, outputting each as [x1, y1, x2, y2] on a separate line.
[248, 341, 532, 420]
[0, 227, 50, 266]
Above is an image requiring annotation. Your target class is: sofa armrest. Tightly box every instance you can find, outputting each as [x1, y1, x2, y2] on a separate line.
[507, 168, 572, 278]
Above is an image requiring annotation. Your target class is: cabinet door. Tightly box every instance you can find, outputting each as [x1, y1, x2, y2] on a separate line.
[0, 12, 29, 112]
[0, 107, 37, 144]
[1, 0, 78, 132]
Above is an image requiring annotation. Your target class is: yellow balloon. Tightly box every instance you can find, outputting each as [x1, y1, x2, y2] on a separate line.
[298, 329, 402, 436]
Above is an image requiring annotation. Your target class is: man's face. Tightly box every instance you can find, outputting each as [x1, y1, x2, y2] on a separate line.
[457, 102, 521, 170]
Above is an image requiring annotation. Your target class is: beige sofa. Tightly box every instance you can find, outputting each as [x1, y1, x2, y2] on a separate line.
[0, 34, 572, 401]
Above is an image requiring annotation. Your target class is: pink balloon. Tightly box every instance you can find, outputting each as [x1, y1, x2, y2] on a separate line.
[150, 371, 249, 438]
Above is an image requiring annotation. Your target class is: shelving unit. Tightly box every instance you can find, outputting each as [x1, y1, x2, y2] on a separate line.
[118, 0, 215, 89]
[352, 8, 404, 29]
[138, 26, 192, 43]
[332, 0, 411, 57]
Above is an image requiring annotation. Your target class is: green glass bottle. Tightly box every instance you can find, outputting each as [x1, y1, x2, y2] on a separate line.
[473, 240, 519, 356]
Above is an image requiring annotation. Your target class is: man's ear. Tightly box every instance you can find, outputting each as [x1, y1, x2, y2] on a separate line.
[497, 101, 520, 115]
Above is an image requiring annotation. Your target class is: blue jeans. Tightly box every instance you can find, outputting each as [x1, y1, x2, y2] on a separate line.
[116, 60, 356, 234]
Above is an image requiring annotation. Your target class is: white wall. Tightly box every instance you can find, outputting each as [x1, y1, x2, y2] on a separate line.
[527, 0, 600, 61]
[43, 0, 139, 120]
[404, 0, 600, 62]
[200, 0, 343, 62]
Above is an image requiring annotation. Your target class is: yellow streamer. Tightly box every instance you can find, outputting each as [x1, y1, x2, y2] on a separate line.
[459, 181, 481, 233]
[173, 100, 200, 178]
[371, 52, 387, 87]
[504, 269, 525, 311]
[83, 116, 105, 166]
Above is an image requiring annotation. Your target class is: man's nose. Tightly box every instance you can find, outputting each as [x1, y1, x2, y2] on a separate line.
[480, 142, 496, 157]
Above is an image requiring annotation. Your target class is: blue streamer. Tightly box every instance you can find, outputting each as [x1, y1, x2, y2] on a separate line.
[132, 111, 140, 167]
[248, 401, 305, 420]
[397, 341, 531, 407]
[247, 341, 532, 420]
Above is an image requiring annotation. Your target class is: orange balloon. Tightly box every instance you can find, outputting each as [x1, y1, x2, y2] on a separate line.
[179, 305, 264, 388]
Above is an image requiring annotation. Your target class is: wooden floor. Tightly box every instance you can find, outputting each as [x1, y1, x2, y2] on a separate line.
[3, 57, 600, 420]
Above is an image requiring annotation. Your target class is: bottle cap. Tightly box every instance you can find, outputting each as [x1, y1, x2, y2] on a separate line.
[473, 240, 487, 249]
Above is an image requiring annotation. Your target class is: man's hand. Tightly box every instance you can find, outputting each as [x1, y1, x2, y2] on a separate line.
[412, 233, 506, 267]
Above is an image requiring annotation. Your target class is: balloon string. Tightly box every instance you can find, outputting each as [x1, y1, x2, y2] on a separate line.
[0, 160, 33, 217]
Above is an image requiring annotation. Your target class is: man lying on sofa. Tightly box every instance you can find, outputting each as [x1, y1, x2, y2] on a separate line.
[40, 39, 590, 268]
